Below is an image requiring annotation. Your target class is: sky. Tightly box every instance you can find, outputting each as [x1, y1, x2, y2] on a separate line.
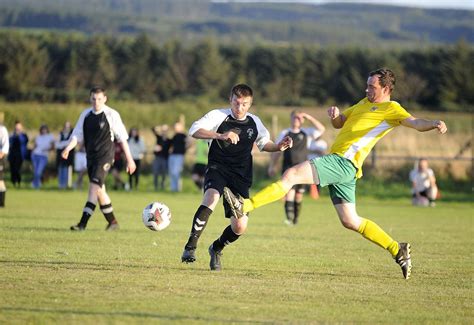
[216, 0, 474, 10]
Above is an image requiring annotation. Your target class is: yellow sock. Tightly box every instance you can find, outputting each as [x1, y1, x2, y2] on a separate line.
[358, 218, 399, 257]
[243, 181, 287, 213]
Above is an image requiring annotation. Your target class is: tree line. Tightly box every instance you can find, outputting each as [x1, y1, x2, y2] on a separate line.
[0, 31, 472, 111]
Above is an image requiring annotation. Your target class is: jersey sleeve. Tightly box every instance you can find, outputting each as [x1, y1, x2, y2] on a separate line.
[0, 126, 9, 154]
[110, 109, 129, 143]
[71, 109, 90, 143]
[189, 108, 229, 136]
[252, 115, 271, 151]
[386, 102, 412, 126]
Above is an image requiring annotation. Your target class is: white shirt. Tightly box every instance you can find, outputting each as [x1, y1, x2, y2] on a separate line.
[0, 125, 9, 155]
[409, 168, 435, 193]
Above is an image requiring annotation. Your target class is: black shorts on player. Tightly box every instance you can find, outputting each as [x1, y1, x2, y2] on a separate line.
[87, 157, 113, 187]
[203, 164, 250, 219]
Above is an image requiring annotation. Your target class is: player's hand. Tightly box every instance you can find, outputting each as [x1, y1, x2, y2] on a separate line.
[434, 120, 447, 134]
[278, 136, 293, 151]
[327, 106, 340, 120]
[221, 131, 240, 145]
[127, 160, 137, 175]
[61, 149, 69, 160]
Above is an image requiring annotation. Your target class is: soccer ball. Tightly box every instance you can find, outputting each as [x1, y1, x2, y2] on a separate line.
[142, 202, 171, 231]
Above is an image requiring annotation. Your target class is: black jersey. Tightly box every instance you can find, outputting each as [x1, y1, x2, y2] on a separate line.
[71, 106, 129, 162]
[276, 127, 323, 172]
[189, 108, 271, 184]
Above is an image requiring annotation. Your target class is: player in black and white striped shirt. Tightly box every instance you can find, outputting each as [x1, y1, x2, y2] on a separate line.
[62, 87, 136, 231]
[181, 84, 293, 270]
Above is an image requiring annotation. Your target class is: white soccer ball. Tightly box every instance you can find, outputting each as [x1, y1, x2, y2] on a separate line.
[142, 202, 171, 231]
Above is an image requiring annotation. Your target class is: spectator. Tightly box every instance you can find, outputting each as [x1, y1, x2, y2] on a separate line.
[409, 158, 439, 207]
[56, 121, 74, 189]
[191, 139, 208, 190]
[0, 112, 9, 207]
[8, 121, 29, 187]
[168, 121, 188, 192]
[127, 127, 146, 190]
[152, 124, 171, 191]
[31, 124, 55, 189]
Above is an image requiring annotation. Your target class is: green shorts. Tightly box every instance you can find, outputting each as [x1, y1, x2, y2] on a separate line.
[309, 154, 357, 204]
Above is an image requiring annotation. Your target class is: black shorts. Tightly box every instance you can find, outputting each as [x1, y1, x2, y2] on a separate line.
[0, 157, 4, 181]
[87, 157, 114, 187]
[203, 164, 250, 218]
[192, 163, 206, 176]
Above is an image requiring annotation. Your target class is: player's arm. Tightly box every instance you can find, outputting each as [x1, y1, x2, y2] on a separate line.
[302, 113, 326, 133]
[327, 106, 346, 129]
[61, 137, 78, 160]
[262, 136, 293, 153]
[120, 139, 136, 175]
[191, 128, 240, 144]
[401, 117, 447, 133]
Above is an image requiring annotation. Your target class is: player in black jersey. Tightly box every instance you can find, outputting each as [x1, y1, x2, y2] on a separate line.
[268, 110, 325, 225]
[181, 84, 293, 270]
[62, 87, 136, 231]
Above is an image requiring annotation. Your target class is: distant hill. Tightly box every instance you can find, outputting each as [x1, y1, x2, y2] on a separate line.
[0, 0, 472, 46]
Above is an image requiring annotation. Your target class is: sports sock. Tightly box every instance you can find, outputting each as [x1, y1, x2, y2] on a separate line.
[100, 203, 117, 224]
[212, 225, 240, 252]
[293, 201, 302, 224]
[185, 205, 212, 250]
[0, 191, 5, 207]
[284, 201, 295, 222]
[244, 181, 287, 213]
[358, 218, 399, 257]
[79, 201, 96, 227]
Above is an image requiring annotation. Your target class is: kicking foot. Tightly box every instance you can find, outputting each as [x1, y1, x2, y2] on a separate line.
[223, 187, 245, 219]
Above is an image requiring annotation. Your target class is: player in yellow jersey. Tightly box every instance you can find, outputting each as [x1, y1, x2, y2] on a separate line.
[223, 68, 447, 279]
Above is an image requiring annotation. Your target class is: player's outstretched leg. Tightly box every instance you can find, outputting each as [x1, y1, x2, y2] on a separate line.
[394, 242, 412, 280]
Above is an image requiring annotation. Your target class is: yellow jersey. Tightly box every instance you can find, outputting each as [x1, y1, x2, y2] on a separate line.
[329, 98, 411, 178]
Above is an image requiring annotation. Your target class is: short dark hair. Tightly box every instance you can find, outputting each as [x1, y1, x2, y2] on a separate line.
[230, 84, 253, 98]
[369, 68, 396, 92]
[90, 86, 106, 95]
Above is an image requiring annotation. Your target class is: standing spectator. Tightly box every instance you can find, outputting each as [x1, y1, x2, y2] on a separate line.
[8, 121, 29, 187]
[152, 125, 171, 191]
[409, 158, 439, 207]
[111, 141, 126, 190]
[73, 143, 87, 190]
[168, 122, 188, 192]
[31, 124, 55, 189]
[62, 87, 136, 231]
[180, 84, 293, 270]
[127, 127, 146, 190]
[56, 121, 74, 189]
[191, 139, 208, 190]
[0, 113, 9, 207]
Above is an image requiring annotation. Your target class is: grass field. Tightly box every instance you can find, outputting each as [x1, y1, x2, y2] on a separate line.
[0, 189, 472, 324]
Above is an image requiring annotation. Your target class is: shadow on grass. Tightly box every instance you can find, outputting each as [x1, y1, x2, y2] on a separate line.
[0, 306, 274, 323]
